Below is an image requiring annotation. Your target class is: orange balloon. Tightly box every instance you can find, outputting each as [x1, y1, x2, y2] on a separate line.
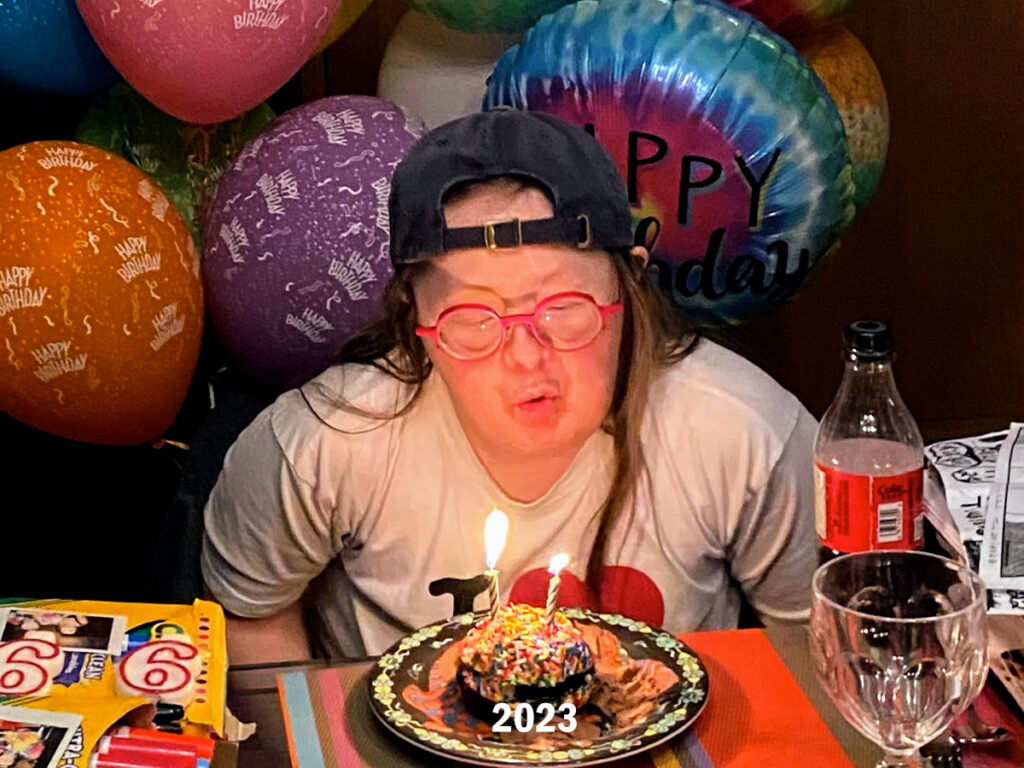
[0, 142, 203, 445]
[795, 24, 889, 213]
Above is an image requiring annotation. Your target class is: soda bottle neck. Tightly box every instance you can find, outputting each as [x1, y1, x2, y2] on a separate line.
[821, 349, 922, 452]
[842, 352, 897, 383]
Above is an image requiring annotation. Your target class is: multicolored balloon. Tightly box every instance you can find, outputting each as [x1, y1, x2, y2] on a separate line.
[725, 0, 865, 34]
[486, 0, 855, 326]
[0, 142, 203, 445]
[795, 24, 888, 214]
[204, 96, 426, 388]
[75, 83, 276, 243]
[378, 11, 521, 129]
[402, 0, 574, 33]
[0, 0, 118, 95]
[76, 0, 341, 124]
[313, 0, 374, 54]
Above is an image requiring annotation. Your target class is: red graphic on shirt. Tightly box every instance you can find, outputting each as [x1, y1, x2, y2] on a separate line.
[508, 565, 665, 628]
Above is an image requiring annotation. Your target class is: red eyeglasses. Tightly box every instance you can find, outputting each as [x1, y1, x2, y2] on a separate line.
[415, 291, 623, 361]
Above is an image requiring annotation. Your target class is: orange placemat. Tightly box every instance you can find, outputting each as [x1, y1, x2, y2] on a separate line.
[276, 628, 862, 768]
[642, 628, 858, 768]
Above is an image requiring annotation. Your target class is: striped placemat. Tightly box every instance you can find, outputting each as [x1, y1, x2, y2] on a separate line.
[276, 627, 859, 768]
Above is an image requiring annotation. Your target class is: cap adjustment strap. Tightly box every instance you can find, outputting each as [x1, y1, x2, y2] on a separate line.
[485, 218, 522, 249]
[443, 215, 593, 251]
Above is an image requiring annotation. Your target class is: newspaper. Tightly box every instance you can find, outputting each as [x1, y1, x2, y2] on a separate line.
[926, 428, 1024, 614]
[929, 426, 1024, 717]
[927, 429, 1006, 556]
[980, 423, 1024, 592]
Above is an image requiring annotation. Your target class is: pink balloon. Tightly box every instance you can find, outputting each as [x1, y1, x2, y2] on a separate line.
[76, 0, 340, 124]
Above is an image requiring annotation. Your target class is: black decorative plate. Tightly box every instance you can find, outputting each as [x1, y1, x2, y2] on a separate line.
[368, 607, 709, 766]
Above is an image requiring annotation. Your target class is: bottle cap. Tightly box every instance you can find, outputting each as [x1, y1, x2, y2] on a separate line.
[843, 320, 893, 359]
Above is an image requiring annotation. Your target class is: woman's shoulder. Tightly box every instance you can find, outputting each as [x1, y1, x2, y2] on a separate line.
[650, 338, 814, 450]
[259, 361, 423, 471]
[299, 360, 421, 424]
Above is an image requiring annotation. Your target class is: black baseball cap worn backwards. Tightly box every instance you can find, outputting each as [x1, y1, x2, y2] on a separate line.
[388, 109, 635, 267]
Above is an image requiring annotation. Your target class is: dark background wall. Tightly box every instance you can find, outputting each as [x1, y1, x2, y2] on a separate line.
[1, 0, 1020, 599]
[738, 1, 1024, 440]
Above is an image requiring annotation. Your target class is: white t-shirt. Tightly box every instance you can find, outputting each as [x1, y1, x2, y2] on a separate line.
[202, 339, 818, 658]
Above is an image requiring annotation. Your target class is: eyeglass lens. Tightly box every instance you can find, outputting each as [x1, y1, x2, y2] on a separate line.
[437, 296, 603, 359]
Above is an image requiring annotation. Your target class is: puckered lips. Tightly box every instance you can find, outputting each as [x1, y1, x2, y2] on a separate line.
[511, 383, 562, 421]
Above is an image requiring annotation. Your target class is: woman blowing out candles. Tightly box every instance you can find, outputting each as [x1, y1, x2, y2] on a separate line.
[201, 110, 818, 664]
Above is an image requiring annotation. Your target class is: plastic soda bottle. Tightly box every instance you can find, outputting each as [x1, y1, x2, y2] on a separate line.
[815, 320, 925, 562]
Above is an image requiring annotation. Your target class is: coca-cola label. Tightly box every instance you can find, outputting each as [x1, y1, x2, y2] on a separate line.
[814, 463, 924, 552]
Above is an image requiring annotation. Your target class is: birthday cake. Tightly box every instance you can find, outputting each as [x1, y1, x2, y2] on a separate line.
[456, 603, 595, 723]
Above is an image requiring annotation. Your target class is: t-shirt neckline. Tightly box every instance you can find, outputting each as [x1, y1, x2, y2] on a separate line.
[426, 371, 613, 513]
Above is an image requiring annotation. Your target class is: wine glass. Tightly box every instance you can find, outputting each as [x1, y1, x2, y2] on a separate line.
[810, 551, 988, 768]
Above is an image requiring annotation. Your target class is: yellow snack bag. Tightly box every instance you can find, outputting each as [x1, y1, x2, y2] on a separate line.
[0, 598, 227, 764]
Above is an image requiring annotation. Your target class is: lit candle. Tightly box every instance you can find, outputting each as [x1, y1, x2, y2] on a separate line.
[545, 552, 571, 624]
[484, 509, 509, 618]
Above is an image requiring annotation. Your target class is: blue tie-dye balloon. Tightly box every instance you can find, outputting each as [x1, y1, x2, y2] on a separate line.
[486, 0, 856, 326]
[0, 0, 118, 95]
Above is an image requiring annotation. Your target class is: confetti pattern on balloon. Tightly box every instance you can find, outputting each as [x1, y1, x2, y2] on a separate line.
[75, 83, 276, 243]
[0, 0, 118, 95]
[403, 0, 574, 33]
[727, 0, 865, 35]
[76, 0, 341, 124]
[203, 96, 426, 388]
[486, 0, 855, 326]
[0, 142, 203, 445]
[795, 24, 889, 214]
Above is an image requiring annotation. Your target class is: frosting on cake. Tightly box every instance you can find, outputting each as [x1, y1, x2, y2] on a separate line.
[457, 603, 594, 707]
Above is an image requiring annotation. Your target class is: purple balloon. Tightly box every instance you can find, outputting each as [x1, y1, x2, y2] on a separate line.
[204, 95, 426, 387]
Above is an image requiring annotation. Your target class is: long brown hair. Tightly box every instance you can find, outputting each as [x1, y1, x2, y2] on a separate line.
[317, 182, 698, 597]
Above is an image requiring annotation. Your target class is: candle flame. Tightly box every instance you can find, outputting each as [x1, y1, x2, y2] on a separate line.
[484, 509, 509, 569]
[548, 552, 571, 576]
